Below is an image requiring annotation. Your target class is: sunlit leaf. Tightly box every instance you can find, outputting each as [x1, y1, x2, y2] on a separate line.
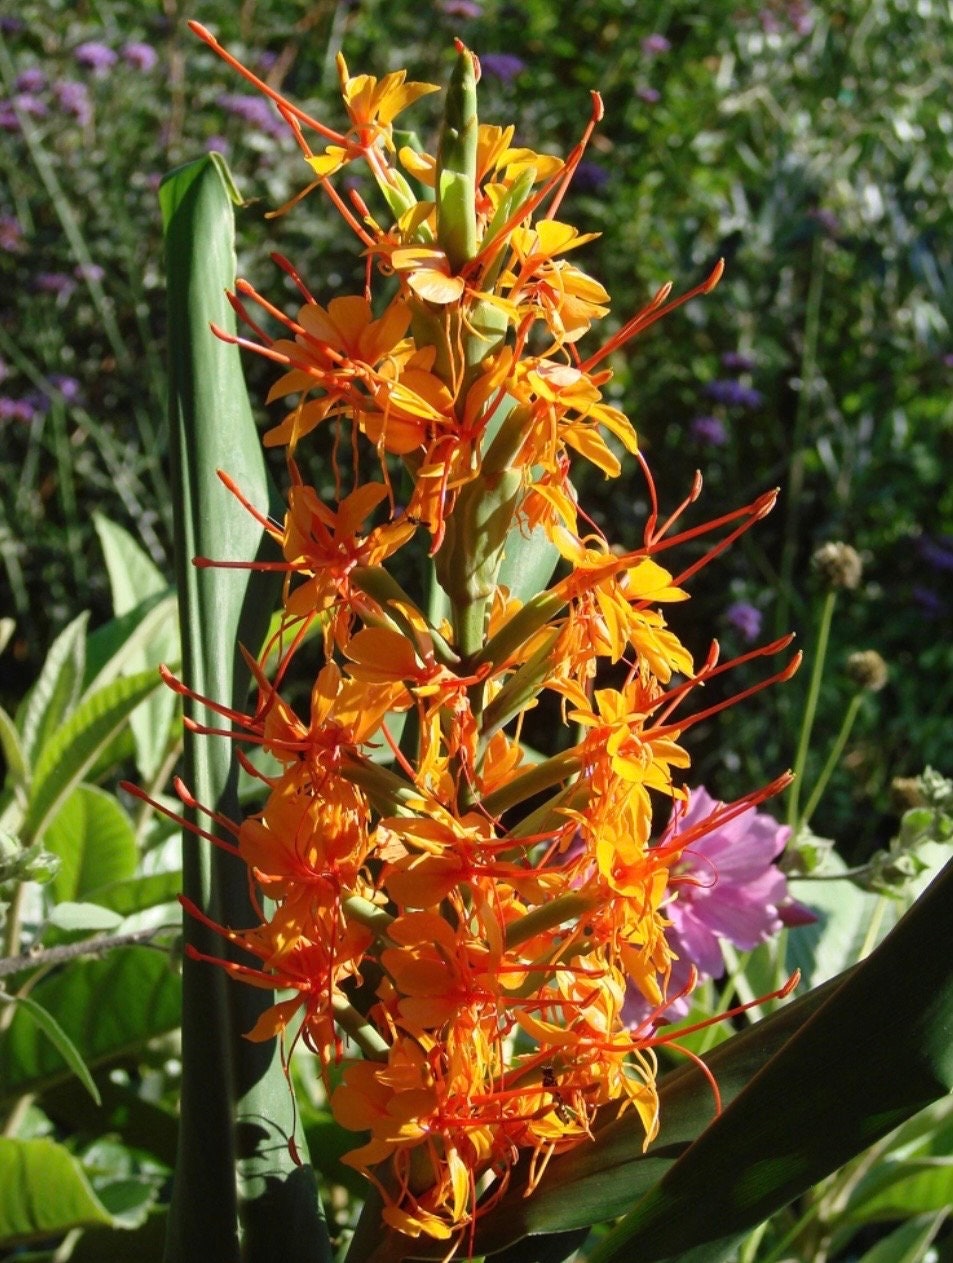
[44, 783, 138, 904]
[854, 1212, 949, 1263]
[93, 515, 181, 780]
[2, 994, 100, 1105]
[160, 151, 329, 1262]
[0, 1138, 119, 1245]
[46, 901, 125, 932]
[18, 611, 88, 766]
[83, 590, 178, 697]
[0, 947, 180, 1103]
[0, 703, 27, 795]
[22, 670, 162, 847]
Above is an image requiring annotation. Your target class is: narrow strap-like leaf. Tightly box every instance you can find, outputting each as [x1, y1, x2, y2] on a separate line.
[160, 153, 329, 1263]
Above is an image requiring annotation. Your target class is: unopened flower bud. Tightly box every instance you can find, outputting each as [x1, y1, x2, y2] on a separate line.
[811, 541, 862, 591]
[846, 649, 888, 691]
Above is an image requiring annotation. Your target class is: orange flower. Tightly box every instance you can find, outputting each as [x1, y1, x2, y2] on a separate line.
[307, 55, 440, 179]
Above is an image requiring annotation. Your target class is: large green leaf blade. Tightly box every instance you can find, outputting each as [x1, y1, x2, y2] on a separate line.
[93, 515, 181, 780]
[44, 783, 138, 904]
[0, 1138, 120, 1245]
[18, 611, 88, 766]
[83, 590, 178, 695]
[160, 151, 328, 1263]
[0, 703, 28, 794]
[0, 947, 180, 1103]
[4, 994, 101, 1105]
[22, 669, 162, 847]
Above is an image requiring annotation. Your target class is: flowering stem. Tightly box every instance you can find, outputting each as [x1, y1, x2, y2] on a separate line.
[787, 588, 837, 830]
[504, 892, 595, 950]
[799, 691, 864, 830]
[332, 996, 390, 1059]
[482, 749, 580, 817]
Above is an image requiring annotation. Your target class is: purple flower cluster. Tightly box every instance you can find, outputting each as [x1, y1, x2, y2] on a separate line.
[628, 788, 814, 1024]
[912, 534, 953, 618]
[74, 41, 117, 75]
[54, 80, 93, 125]
[704, 378, 764, 408]
[725, 599, 763, 642]
[0, 371, 83, 424]
[439, 0, 483, 16]
[0, 215, 25, 253]
[690, 415, 728, 447]
[721, 350, 756, 372]
[121, 42, 159, 73]
[34, 272, 76, 299]
[760, 1, 815, 37]
[1, 38, 159, 134]
[916, 534, 953, 573]
[480, 54, 525, 84]
[571, 161, 610, 194]
[641, 33, 671, 55]
[0, 397, 40, 422]
[217, 93, 287, 140]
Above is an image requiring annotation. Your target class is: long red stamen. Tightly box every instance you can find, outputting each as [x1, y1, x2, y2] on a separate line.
[188, 22, 346, 146]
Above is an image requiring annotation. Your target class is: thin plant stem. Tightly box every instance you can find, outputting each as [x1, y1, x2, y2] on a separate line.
[787, 588, 837, 830]
[720, 942, 763, 1022]
[775, 231, 826, 641]
[799, 691, 863, 830]
[1, 884, 26, 968]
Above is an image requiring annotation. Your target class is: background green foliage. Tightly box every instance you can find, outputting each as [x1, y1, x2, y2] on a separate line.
[1, 1, 952, 1260]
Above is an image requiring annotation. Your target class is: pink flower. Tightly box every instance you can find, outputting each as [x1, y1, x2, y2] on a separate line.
[628, 787, 813, 1024]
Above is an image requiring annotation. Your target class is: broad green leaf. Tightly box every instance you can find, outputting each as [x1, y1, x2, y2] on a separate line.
[787, 855, 897, 987]
[161, 151, 328, 1262]
[95, 869, 183, 916]
[44, 784, 138, 904]
[0, 702, 27, 795]
[46, 901, 125, 932]
[84, 590, 178, 695]
[93, 515, 168, 616]
[497, 516, 562, 605]
[3, 993, 100, 1105]
[0, 947, 180, 1102]
[18, 610, 88, 766]
[854, 1212, 948, 1263]
[22, 669, 162, 848]
[0, 1137, 119, 1244]
[94, 1176, 160, 1228]
[844, 1158, 953, 1222]
[93, 516, 181, 780]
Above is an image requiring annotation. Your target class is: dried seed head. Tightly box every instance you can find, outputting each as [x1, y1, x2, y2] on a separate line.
[846, 649, 888, 692]
[811, 541, 862, 591]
